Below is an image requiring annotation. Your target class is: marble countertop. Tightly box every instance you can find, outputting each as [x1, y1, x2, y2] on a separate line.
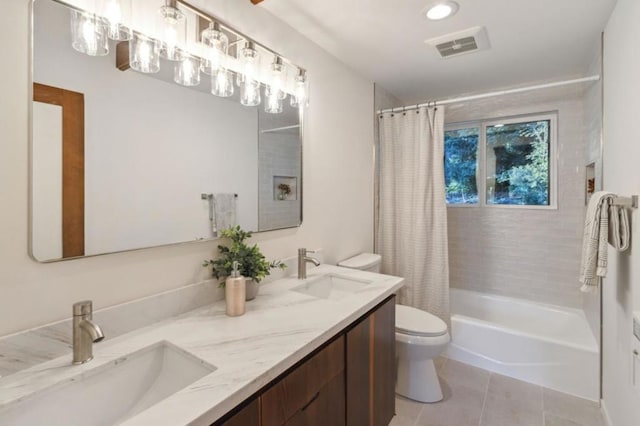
[0, 265, 404, 425]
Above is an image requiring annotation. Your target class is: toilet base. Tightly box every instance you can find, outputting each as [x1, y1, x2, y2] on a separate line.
[396, 358, 443, 403]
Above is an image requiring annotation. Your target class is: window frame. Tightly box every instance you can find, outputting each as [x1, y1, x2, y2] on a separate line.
[445, 111, 558, 210]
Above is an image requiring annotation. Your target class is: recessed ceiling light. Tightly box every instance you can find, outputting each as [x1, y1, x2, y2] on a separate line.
[425, 1, 459, 20]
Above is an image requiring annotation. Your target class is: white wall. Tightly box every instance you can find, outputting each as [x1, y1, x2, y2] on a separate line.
[0, 0, 373, 336]
[601, 0, 640, 424]
[583, 44, 603, 344]
[445, 86, 588, 308]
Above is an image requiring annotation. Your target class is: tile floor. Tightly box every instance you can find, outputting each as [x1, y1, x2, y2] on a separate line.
[390, 358, 606, 426]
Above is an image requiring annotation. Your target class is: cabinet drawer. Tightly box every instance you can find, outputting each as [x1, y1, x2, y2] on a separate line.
[284, 373, 345, 426]
[262, 336, 345, 426]
[214, 397, 260, 426]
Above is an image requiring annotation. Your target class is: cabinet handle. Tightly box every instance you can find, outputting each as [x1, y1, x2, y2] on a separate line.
[300, 392, 320, 411]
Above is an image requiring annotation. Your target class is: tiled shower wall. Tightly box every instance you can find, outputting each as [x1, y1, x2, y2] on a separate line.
[258, 110, 302, 231]
[446, 85, 589, 308]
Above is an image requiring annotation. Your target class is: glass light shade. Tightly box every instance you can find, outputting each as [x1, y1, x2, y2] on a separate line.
[129, 33, 160, 74]
[265, 90, 283, 114]
[174, 55, 200, 86]
[236, 42, 260, 86]
[157, 2, 186, 61]
[100, 0, 131, 41]
[290, 69, 310, 107]
[200, 22, 229, 75]
[240, 80, 261, 107]
[211, 68, 234, 97]
[70, 10, 109, 56]
[266, 57, 287, 100]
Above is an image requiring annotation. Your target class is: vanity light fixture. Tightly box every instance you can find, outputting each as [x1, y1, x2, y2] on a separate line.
[65, 0, 310, 112]
[237, 41, 261, 106]
[425, 1, 459, 21]
[100, 0, 131, 41]
[129, 32, 160, 73]
[157, 0, 186, 61]
[265, 56, 286, 113]
[211, 68, 234, 97]
[174, 54, 201, 86]
[267, 56, 287, 99]
[240, 80, 261, 107]
[290, 68, 309, 108]
[236, 41, 261, 85]
[70, 10, 109, 56]
[200, 22, 228, 75]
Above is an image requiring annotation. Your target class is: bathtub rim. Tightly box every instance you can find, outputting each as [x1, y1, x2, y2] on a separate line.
[451, 313, 598, 353]
[449, 288, 598, 353]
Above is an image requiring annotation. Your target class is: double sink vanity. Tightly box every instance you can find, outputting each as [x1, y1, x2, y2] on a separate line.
[0, 265, 404, 425]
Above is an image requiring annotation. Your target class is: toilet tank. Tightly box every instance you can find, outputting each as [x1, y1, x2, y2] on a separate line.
[337, 253, 382, 273]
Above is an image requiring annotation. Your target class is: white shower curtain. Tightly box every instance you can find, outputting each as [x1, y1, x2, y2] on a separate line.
[377, 106, 450, 322]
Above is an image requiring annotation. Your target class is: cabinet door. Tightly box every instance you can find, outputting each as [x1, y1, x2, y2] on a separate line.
[345, 295, 396, 426]
[214, 397, 260, 426]
[262, 337, 345, 426]
[372, 297, 396, 426]
[346, 314, 372, 425]
[284, 373, 345, 426]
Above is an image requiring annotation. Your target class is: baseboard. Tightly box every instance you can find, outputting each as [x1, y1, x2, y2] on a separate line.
[600, 399, 613, 426]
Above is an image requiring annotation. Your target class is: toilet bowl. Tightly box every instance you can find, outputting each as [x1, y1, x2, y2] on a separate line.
[338, 253, 450, 403]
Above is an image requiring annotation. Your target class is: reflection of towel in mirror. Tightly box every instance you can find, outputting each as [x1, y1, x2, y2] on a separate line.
[213, 193, 237, 234]
[579, 191, 630, 293]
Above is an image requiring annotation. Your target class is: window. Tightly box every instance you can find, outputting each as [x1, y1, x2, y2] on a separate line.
[444, 126, 479, 204]
[444, 113, 556, 208]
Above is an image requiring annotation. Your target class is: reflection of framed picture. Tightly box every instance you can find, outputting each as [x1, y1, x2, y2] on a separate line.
[585, 162, 595, 205]
[274, 176, 297, 201]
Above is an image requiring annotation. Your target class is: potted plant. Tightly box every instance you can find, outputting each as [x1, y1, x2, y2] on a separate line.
[203, 226, 286, 300]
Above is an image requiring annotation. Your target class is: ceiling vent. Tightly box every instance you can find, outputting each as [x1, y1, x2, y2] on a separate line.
[425, 26, 490, 59]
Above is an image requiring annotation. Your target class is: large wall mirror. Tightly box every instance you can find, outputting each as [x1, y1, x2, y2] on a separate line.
[30, 0, 304, 262]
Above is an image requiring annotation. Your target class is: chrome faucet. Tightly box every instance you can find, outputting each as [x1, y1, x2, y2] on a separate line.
[72, 301, 104, 364]
[298, 248, 320, 279]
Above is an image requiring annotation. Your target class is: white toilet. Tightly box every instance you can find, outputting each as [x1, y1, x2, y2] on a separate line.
[338, 253, 450, 403]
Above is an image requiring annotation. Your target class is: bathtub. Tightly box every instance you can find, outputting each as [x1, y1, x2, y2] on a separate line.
[445, 288, 599, 400]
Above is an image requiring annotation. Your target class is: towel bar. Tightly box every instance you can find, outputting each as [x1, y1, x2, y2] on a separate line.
[612, 195, 638, 209]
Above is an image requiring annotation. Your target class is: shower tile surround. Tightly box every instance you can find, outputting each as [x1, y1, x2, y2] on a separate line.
[391, 358, 606, 426]
[445, 84, 590, 308]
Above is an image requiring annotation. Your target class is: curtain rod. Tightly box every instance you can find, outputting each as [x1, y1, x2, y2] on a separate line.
[377, 75, 601, 114]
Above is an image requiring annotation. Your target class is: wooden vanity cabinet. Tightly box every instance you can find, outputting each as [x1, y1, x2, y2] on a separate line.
[346, 296, 396, 426]
[261, 337, 345, 426]
[222, 398, 261, 426]
[213, 295, 396, 426]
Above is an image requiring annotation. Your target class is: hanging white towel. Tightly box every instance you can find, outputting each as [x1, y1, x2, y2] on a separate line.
[609, 201, 630, 252]
[213, 193, 237, 235]
[579, 191, 630, 293]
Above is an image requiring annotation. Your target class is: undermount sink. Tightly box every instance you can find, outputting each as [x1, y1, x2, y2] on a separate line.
[291, 274, 372, 300]
[0, 341, 216, 426]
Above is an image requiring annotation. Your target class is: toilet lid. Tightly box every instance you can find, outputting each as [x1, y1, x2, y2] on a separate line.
[395, 305, 448, 337]
[337, 253, 381, 270]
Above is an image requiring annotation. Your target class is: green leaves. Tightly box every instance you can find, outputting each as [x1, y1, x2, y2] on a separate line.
[203, 225, 286, 284]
